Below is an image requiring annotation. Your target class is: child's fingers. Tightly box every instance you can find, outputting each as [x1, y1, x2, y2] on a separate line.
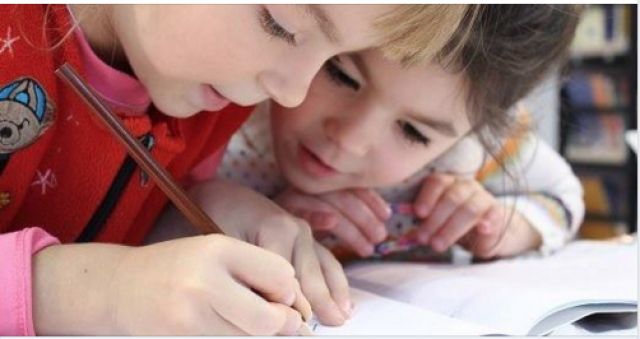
[277, 190, 338, 230]
[271, 303, 306, 336]
[292, 280, 313, 322]
[200, 309, 248, 336]
[476, 219, 493, 235]
[223, 239, 301, 309]
[429, 190, 493, 252]
[295, 209, 336, 231]
[314, 242, 352, 318]
[413, 173, 455, 218]
[470, 227, 504, 259]
[329, 216, 375, 257]
[307, 211, 339, 231]
[254, 218, 299, 263]
[321, 191, 387, 243]
[477, 205, 504, 235]
[252, 219, 318, 322]
[471, 207, 508, 258]
[416, 179, 475, 243]
[351, 188, 392, 221]
[302, 210, 374, 257]
[293, 229, 347, 326]
[211, 273, 300, 336]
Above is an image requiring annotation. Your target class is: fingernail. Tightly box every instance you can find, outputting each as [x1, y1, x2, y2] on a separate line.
[418, 232, 430, 244]
[296, 322, 312, 336]
[346, 301, 355, 318]
[283, 312, 304, 336]
[340, 300, 352, 318]
[383, 204, 392, 219]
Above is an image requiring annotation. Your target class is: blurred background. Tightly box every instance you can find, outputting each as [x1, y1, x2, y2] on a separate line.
[523, 4, 637, 240]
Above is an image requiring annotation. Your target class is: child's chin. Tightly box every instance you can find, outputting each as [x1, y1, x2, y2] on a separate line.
[154, 98, 199, 118]
[288, 174, 331, 195]
[299, 181, 345, 196]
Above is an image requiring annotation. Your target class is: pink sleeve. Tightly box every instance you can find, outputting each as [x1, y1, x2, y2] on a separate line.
[0, 227, 60, 336]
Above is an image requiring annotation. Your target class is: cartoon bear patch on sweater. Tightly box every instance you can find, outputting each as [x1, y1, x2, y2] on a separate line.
[0, 77, 55, 154]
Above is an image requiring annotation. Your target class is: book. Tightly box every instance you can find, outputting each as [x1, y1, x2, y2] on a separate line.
[580, 220, 628, 239]
[566, 113, 627, 164]
[580, 172, 628, 218]
[581, 175, 612, 215]
[564, 71, 629, 109]
[570, 5, 630, 58]
[311, 239, 638, 335]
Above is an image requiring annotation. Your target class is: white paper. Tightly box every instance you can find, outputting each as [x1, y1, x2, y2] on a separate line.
[310, 287, 495, 335]
[345, 240, 638, 335]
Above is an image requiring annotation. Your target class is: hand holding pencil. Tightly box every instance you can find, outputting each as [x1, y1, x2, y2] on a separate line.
[56, 64, 313, 335]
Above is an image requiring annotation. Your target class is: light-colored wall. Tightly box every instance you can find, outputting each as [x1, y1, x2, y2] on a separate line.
[521, 74, 561, 150]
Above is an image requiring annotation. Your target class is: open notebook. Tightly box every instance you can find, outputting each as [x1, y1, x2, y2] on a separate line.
[311, 239, 638, 336]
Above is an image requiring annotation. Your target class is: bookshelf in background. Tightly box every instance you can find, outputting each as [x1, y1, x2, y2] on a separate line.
[560, 4, 637, 239]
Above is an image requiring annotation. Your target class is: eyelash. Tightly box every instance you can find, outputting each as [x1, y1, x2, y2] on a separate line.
[259, 7, 296, 46]
[397, 121, 430, 146]
[323, 59, 428, 146]
[323, 58, 361, 91]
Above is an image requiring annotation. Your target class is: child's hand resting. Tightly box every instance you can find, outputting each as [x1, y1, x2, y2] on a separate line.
[191, 179, 352, 326]
[276, 173, 542, 260]
[33, 236, 308, 335]
[413, 173, 541, 258]
[276, 187, 390, 258]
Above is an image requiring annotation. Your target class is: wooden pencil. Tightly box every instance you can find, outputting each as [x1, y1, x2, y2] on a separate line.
[55, 63, 222, 235]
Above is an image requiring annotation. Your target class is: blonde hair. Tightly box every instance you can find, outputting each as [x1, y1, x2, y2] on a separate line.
[375, 5, 474, 67]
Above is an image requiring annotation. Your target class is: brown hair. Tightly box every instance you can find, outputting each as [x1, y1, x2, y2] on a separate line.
[435, 5, 582, 253]
[438, 5, 583, 150]
[375, 5, 470, 66]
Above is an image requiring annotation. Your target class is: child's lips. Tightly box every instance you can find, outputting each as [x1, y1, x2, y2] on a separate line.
[200, 84, 230, 111]
[297, 144, 338, 178]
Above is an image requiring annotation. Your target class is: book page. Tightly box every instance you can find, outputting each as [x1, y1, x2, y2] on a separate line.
[310, 287, 495, 335]
[346, 240, 637, 335]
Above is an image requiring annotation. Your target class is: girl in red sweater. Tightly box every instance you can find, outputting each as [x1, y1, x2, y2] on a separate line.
[0, 4, 469, 335]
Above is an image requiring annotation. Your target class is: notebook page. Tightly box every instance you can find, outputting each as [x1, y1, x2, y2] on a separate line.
[311, 287, 495, 335]
[346, 240, 637, 335]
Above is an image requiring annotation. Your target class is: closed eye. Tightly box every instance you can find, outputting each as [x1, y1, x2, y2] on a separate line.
[259, 7, 296, 46]
[323, 58, 361, 91]
[397, 120, 429, 146]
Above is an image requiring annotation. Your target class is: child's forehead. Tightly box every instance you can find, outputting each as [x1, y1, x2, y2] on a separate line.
[306, 5, 399, 46]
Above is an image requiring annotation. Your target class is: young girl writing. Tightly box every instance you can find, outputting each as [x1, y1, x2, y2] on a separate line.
[206, 5, 585, 261]
[0, 4, 470, 335]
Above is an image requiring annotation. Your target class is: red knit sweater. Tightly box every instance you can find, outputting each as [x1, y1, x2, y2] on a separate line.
[0, 5, 251, 245]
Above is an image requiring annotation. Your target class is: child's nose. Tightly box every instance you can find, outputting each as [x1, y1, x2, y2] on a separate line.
[324, 113, 378, 157]
[259, 73, 307, 108]
[259, 58, 323, 108]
